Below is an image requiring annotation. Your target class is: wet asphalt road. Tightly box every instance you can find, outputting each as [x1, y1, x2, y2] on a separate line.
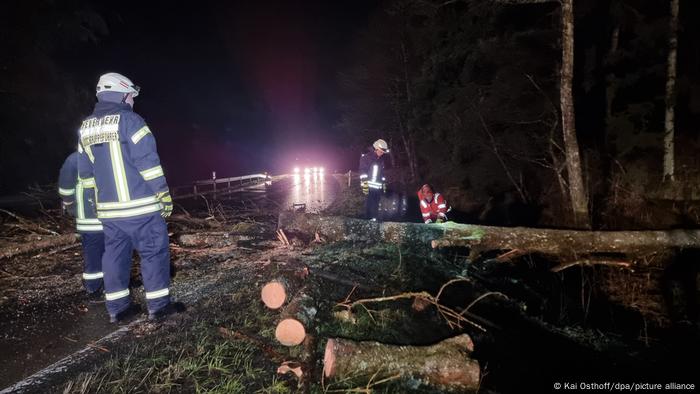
[0, 174, 339, 391]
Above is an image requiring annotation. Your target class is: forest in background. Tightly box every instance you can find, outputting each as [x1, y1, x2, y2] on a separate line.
[2, 0, 700, 230]
[336, 0, 700, 229]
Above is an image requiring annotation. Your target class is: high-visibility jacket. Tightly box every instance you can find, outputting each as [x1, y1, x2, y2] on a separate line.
[417, 191, 449, 223]
[77, 101, 169, 220]
[58, 152, 103, 232]
[358, 150, 387, 190]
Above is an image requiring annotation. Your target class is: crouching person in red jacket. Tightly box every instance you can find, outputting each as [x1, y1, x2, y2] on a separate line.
[417, 184, 450, 223]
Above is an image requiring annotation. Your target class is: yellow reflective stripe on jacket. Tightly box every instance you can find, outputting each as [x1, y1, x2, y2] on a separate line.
[76, 181, 85, 220]
[131, 126, 152, 144]
[77, 224, 104, 232]
[85, 144, 95, 163]
[105, 289, 129, 301]
[109, 141, 130, 202]
[145, 288, 169, 299]
[80, 177, 96, 188]
[76, 217, 103, 232]
[140, 165, 164, 181]
[59, 187, 75, 196]
[77, 218, 101, 225]
[97, 195, 159, 210]
[97, 203, 162, 219]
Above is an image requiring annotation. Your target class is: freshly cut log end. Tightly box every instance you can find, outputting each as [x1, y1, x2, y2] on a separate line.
[275, 318, 306, 346]
[261, 281, 287, 309]
[323, 338, 337, 377]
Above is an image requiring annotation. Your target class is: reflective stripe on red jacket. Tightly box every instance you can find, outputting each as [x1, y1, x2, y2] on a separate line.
[417, 191, 449, 223]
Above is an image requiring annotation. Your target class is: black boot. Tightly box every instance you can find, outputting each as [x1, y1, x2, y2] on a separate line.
[84, 290, 104, 304]
[148, 302, 186, 321]
[109, 303, 142, 324]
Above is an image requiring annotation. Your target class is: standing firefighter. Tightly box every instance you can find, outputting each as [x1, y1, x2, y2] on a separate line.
[417, 184, 450, 223]
[58, 152, 104, 298]
[359, 139, 389, 221]
[77, 72, 182, 323]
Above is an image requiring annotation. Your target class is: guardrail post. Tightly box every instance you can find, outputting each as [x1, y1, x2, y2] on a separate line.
[212, 171, 217, 199]
[348, 170, 352, 187]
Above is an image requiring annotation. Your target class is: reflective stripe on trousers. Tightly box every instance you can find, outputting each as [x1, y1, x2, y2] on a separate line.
[102, 213, 171, 315]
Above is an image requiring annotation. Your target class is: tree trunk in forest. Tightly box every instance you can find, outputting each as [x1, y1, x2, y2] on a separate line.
[663, 0, 679, 181]
[279, 212, 700, 257]
[323, 335, 480, 392]
[560, 0, 589, 228]
[495, 0, 589, 227]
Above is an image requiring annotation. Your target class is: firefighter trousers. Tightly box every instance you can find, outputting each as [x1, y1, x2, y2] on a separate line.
[365, 188, 382, 220]
[80, 232, 105, 293]
[102, 213, 171, 316]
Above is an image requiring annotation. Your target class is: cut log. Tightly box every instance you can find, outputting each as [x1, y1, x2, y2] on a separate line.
[261, 277, 305, 309]
[279, 212, 700, 256]
[0, 233, 78, 260]
[260, 259, 309, 309]
[274, 293, 317, 346]
[177, 232, 253, 248]
[168, 214, 222, 229]
[323, 334, 479, 392]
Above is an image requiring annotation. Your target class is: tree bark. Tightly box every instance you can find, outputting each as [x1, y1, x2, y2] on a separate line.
[560, 0, 589, 228]
[279, 212, 700, 257]
[176, 232, 253, 248]
[274, 293, 317, 346]
[663, 0, 679, 181]
[0, 233, 78, 260]
[323, 335, 480, 392]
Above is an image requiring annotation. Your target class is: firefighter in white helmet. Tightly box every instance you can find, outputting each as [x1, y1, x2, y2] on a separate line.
[359, 139, 389, 221]
[77, 72, 183, 323]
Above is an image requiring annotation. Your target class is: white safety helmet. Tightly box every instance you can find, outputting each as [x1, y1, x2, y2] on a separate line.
[96, 72, 140, 97]
[373, 139, 389, 152]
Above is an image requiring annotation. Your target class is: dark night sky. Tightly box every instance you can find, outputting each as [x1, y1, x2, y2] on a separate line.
[58, 1, 376, 183]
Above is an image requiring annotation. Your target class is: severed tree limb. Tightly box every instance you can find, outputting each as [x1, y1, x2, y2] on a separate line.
[0, 209, 59, 236]
[323, 335, 479, 392]
[550, 259, 632, 273]
[0, 233, 78, 260]
[338, 279, 492, 332]
[176, 232, 253, 248]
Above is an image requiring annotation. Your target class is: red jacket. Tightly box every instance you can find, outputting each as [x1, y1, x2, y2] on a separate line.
[417, 191, 449, 223]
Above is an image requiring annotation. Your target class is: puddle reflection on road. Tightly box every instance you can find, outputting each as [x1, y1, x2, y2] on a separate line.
[285, 172, 333, 213]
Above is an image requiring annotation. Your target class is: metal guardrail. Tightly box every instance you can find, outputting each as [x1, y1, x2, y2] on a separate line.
[171, 173, 271, 200]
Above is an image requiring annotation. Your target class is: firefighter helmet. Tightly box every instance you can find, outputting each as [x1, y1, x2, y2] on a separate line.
[373, 139, 389, 152]
[96, 72, 140, 97]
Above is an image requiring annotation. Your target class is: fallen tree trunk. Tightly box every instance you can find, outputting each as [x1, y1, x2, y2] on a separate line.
[275, 293, 317, 346]
[279, 212, 700, 256]
[0, 233, 78, 260]
[323, 334, 479, 392]
[176, 232, 253, 248]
